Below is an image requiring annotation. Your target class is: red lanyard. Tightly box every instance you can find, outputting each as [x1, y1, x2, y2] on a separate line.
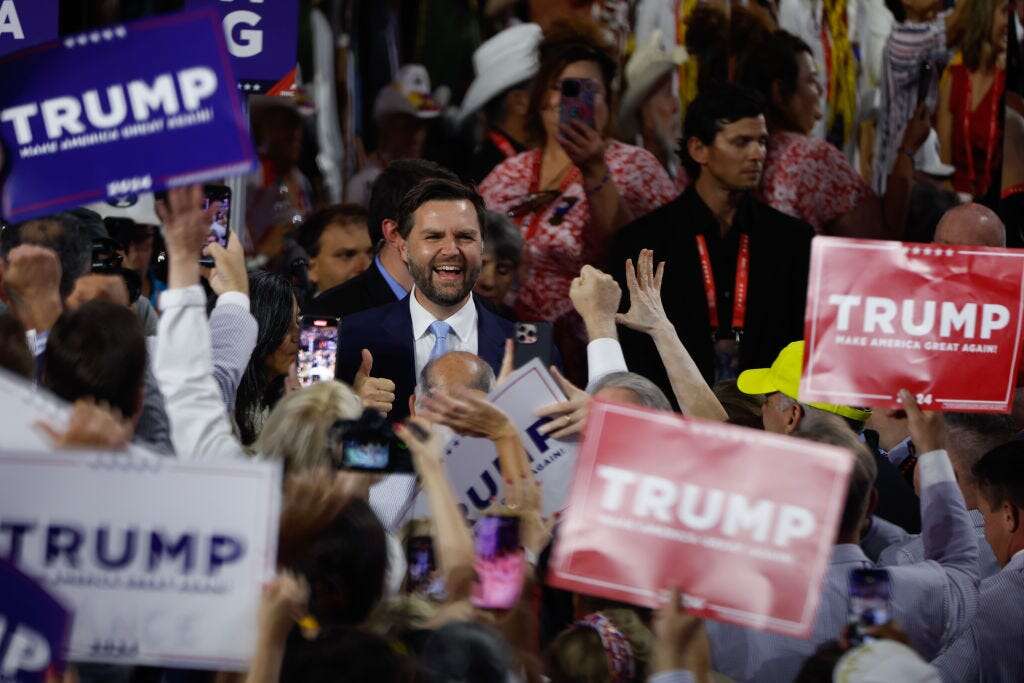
[961, 68, 1004, 196]
[487, 130, 518, 159]
[1003, 182, 1024, 199]
[695, 232, 750, 339]
[519, 151, 581, 240]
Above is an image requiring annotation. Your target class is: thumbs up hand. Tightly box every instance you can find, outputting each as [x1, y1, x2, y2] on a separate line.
[353, 349, 396, 415]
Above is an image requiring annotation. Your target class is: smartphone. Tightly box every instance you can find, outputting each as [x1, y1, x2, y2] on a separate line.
[916, 61, 934, 108]
[405, 535, 437, 594]
[848, 568, 892, 645]
[326, 411, 415, 474]
[513, 321, 555, 369]
[297, 316, 339, 387]
[559, 78, 597, 129]
[197, 184, 231, 267]
[471, 515, 526, 610]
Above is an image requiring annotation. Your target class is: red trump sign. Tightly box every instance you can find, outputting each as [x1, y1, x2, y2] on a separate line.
[801, 237, 1024, 412]
[547, 401, 852, 638]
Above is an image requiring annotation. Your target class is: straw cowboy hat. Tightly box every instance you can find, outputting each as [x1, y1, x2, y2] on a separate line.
[457, 23, 543, 126]
[619, 30, 688, 141]
[374, 64, 448, 122]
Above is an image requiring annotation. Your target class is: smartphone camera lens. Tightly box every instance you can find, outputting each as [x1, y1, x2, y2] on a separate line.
[561, 79, 581, 97]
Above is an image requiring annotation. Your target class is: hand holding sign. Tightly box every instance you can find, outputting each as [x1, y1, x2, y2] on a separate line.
[1, 244, 61, 332]
[535, 366, 591, 440]
[652, 587, 711, 679]
[899, 389, 946, 454]
[36, 397, 132, 450]
[258, 570, 310, 645]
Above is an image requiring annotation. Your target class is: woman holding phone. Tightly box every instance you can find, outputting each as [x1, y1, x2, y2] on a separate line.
[480, 20, 676, 324]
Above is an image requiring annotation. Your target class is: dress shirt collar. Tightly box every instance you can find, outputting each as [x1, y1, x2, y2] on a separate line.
[409, 289, 477, 343]
[831, 543, 871, 565]
[375, 255, 409, 300]
[1011, 548, 1024, 568]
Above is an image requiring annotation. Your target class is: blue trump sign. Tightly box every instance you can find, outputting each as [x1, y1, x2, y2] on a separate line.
[0, 0, 58, 58]
[0, 10, 256, 221]
[185, 0, 298, 92]
[0, 559, 72, 683]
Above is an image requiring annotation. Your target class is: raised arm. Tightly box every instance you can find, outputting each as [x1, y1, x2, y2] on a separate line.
[394, 417, 475, 584]
[889, 391, 979, 656]
[617, 250, 727, 421]
[206, 236, 258, 413]
[153, 186, 246, 460]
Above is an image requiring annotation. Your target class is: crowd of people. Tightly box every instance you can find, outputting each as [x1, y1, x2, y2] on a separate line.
[3, 0, 1024, 681]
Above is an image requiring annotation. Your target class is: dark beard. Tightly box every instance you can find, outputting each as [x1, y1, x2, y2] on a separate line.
[408, 256, 480, 307]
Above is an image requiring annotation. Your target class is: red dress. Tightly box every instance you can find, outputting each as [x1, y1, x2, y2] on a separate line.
[758, 132, 873, 234]
[948, 64, 1005, 198]
[480, 140, 677, 322]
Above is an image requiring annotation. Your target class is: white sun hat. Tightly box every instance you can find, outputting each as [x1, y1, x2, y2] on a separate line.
[833, 640, 941, 683]
[914, 127, 955, 178]
[374, 64, 448, 122]
[619, 30, 688, 141]
[457, 23, 543, 126]
[84, 193, 161, 226]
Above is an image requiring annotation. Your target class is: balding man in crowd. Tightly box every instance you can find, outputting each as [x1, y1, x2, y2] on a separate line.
[933, 203, 1007, 248]
[370, 350, 499, 531]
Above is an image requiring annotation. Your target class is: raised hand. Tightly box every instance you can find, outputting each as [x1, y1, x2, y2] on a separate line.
[205, 232, 249, 297]
[353, 349, 396, 415]
[36, 398, 133, 450]
[418, 386, 517, 442]
[616, 249, 670, 335]
[535, 366, 591, 439]
[899, 389, 945, 454]
[570, 264, 621, 340]
[1, 244, 62, 331]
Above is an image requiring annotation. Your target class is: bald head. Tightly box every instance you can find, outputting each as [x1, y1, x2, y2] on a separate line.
[934, 203, 1006, 248]
[419, 351, 496, 398]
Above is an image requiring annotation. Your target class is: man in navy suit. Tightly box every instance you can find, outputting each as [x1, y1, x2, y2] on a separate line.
[337, 178, 515, 421]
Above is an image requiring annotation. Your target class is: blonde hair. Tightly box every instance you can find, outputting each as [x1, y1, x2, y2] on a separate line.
[253, 380, 363, 472]
[547, 608, 653, 683]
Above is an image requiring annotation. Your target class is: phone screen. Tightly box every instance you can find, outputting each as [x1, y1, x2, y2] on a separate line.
[559, 78, 597, 129]
[203, 184, 231, 248]
[341, 439, 391, 469]
[848, 569, 892, 644]
[471, 515, 525, 610]
[406, 535, 437, 594]
[297, 316, 339, 387]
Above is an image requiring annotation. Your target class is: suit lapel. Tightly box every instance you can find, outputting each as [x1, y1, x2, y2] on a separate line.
[475, 298, 508, 372]
[383, 296, 417, 389]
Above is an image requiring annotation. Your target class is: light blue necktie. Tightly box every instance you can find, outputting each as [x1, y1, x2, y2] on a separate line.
[428, 321, 452, 360]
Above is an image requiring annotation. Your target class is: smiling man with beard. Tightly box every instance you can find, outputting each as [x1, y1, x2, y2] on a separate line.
[609, 82, 816, 406]
[336, 178, 516, 422]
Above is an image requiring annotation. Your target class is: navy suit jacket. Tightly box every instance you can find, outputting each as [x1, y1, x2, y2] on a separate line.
[336, 295, 516, 422]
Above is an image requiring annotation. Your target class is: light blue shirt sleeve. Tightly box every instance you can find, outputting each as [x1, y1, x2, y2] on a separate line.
[648, 671, 696, 683]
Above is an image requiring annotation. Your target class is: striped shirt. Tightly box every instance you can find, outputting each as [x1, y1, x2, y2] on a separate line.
[872, 15, 951, 194]
[706, 450, 979, 682]
[933, 551, 1024, 681]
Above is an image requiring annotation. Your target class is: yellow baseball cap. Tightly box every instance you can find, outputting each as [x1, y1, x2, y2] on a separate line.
[737, 341, 872, 423]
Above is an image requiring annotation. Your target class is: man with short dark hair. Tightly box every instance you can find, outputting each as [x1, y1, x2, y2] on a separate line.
[304, 159, 459, 318]
[42, 300, 148, 422]
[933, 439, 1024, 680]
[335, 178, 515, 422]
[295, 204, 373, 296]
[610, 82, 814, 401]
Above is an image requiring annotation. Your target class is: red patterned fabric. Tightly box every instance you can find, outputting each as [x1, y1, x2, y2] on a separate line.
[758, 131, 872, 234]
[480, 140, 677, 321]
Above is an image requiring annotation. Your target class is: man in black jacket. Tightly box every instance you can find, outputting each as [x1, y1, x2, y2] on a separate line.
[303, 159, 459, 318]
[609, 82, 814, 401]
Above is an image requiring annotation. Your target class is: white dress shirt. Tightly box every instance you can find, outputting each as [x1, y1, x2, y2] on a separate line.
[409, 288, 479, 380]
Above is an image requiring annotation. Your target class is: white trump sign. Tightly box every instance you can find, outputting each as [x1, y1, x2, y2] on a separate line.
[0, 451, 281, 670]
[413, 358, 579, 519]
